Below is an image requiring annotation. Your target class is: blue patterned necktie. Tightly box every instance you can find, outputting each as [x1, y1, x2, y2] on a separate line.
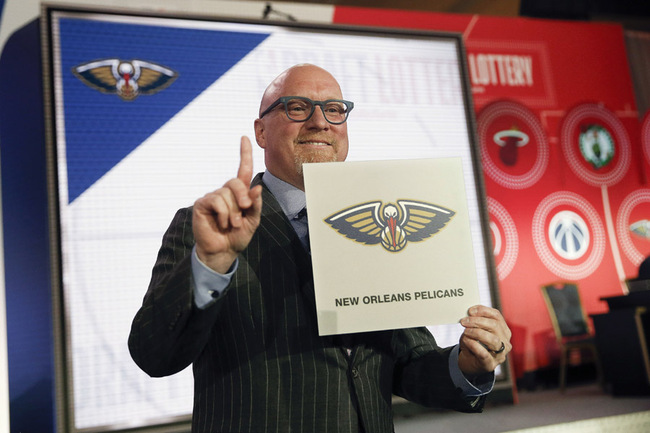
[294, 208, 310, 252]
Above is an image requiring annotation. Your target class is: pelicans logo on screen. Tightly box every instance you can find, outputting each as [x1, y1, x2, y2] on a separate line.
[325, 200, 456, 252]
[72, 58, 178, 101]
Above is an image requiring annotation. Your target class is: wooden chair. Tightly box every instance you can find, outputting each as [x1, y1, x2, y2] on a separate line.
[540, 282, 604, 392]
[625, 278, 650, 293]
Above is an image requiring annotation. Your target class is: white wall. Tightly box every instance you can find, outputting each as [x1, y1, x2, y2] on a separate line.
[0, 0, 335, 53]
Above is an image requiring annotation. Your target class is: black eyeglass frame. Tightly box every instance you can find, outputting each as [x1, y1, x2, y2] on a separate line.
[258, 96, 354, 125]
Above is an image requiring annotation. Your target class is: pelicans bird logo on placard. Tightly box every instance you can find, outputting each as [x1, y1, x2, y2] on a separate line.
[325, 200, 456, 252]
[72, 59, 178, 101]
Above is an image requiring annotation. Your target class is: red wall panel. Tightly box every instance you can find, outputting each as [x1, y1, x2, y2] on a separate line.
[334, 6, 650, 377]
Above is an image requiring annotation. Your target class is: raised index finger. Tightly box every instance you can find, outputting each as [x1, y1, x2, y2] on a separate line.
[237, 136, 254, 187]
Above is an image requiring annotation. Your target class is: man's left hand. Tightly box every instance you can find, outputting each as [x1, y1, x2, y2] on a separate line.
[458, 305, 512, 376]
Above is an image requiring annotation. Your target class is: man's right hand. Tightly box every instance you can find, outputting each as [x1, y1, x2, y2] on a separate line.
[192, 136, 263, 274]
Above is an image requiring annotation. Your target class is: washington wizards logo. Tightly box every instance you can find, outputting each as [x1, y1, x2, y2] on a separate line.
[72, 59, 178, 101]
[325, 200, 456, 252]
[548, 210, 590, 260]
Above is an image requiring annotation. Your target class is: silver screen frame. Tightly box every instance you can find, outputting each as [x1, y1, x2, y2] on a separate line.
[41, 4, 508, 432]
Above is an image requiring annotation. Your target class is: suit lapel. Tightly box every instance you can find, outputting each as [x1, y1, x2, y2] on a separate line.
[252, 173, 304, 260]
[252, 174, 317, 310]
[252, 175, 360, 359]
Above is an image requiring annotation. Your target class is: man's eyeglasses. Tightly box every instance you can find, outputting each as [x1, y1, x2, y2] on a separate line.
[259, 96, 354, 125]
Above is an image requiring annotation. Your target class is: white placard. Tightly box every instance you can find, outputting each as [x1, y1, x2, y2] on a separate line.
[304, 157, 481, 335]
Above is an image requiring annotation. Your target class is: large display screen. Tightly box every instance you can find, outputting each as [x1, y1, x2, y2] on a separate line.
[43, 6, 499, 432]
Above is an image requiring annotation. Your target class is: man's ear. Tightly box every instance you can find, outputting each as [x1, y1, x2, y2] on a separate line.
[254, 118, 266, 149]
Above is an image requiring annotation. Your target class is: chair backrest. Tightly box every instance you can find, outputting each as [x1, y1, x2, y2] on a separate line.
[541, 282, 590, 340]
[625, 278, 650, 293]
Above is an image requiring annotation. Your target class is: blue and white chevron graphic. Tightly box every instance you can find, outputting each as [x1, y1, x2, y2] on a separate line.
[58, 17, 270, 203]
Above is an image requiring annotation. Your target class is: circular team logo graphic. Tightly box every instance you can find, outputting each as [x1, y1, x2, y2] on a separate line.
[578, 125, 615, 169]
[487, 197, 518, 280]
[561, 103, 631, 186]
[493, 129, 529, 167]
[642, 111, 650, 167]
[533, 192, 606, 279]
[478, 100, 549, 189]
[548, 210, 590, 260]
[616, 189, 650, 265]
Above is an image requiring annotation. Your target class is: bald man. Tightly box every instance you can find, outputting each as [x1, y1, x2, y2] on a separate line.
[129, 64, 511, 433]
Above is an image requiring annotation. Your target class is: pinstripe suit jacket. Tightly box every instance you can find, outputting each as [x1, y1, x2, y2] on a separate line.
[129, 174, 484, 433]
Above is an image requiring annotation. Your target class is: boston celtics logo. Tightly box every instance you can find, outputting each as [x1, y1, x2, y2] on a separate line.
[578, 124, 615, 169]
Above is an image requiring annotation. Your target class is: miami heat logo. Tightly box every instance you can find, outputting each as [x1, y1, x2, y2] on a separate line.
[493, 126, 529, 166]
[325, 200, 456, 252]
[72, 58, 178, 100]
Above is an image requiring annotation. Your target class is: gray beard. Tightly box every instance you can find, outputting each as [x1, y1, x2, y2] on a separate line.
[295, 152, 338, 175]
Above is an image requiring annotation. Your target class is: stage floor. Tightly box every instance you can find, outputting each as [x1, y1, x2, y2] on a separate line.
[394, 384, 650, 433]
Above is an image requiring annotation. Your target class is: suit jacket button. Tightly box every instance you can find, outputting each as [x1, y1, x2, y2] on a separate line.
[351, 368, 359, 378]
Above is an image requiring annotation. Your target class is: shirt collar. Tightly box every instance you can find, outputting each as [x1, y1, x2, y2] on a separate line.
[262, 171, 306, 219]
